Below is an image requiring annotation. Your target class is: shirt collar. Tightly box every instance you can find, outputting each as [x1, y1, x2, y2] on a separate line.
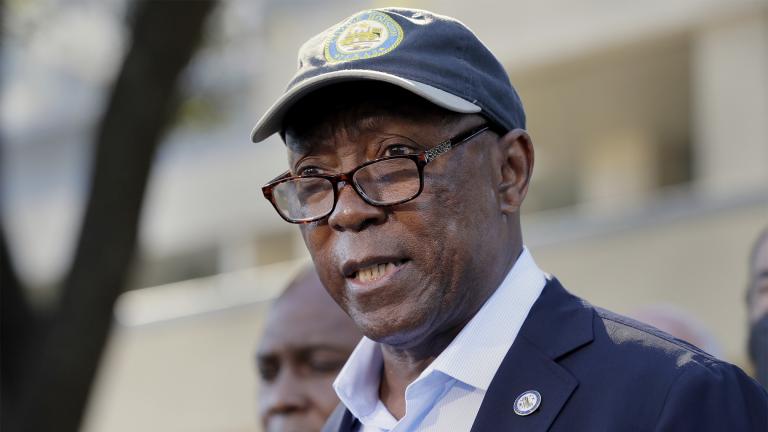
[333, 247, 546, 417]
[423, 247, 546, 390]
[333, 335, 383, 420]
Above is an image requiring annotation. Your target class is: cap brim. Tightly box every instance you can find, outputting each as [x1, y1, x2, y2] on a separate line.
[250, 69, 481, 143]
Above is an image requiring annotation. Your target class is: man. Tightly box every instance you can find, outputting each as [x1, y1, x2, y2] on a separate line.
[256, 267, 362, 432]
[252, 8, 768, 431]
[748, 228, 768, 389]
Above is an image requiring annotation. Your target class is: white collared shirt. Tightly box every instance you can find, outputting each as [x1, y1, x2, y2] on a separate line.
[333, 247, 547, 432]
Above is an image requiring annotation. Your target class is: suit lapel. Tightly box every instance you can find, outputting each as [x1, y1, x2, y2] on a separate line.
[321, 403, 359, 432]
[338, 409, 359, 432]
[470, 337, 577, 431]
[470, 278, 594, 432]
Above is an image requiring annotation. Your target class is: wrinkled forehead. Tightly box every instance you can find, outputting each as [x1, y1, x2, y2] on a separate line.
[259, 273, 361, 352]
[282, 81, 457, 154]
[259, 300, 358, 352]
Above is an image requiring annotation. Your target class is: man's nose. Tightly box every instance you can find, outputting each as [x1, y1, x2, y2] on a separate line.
[262, 369, 307, 418]
[327, 182, 386, 232]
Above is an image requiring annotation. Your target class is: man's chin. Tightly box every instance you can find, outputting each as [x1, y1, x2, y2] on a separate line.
[266, 416, 323, 432]
[352, 308, 434, 348]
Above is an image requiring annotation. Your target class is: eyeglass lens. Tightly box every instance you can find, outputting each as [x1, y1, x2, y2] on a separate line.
[354, 158, 421, 205]
[272, 157, 421, 222]
[272, 177, 335, 222]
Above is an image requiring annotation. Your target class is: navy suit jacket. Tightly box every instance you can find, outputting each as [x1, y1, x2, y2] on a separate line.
[323, 278, 768, 431]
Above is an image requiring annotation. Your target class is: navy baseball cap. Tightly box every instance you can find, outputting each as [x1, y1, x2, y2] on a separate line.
[250, 7, 526, 143]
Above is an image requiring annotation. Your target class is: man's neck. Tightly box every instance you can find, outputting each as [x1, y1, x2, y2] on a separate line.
[378, 350, 434, 419]
[375, 311, 473, 419]
[374, 243, 524, 419]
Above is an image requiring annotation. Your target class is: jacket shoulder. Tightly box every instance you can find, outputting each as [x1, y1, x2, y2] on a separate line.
[588, 307, 768, 430]
[594, 307, 718, 364]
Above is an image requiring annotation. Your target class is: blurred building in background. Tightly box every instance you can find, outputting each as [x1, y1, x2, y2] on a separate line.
[2, 0, 766, 431]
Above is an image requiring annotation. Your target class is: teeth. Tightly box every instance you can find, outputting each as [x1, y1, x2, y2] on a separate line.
[355, 262, 399, 283]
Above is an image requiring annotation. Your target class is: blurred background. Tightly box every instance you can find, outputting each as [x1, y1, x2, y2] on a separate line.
[1, 0, 766, 431]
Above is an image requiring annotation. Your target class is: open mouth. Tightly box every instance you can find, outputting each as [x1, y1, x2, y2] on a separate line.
[347, 259, 408, 284]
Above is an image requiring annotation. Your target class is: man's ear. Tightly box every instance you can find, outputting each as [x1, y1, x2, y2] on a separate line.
[497, 129, 534, 214]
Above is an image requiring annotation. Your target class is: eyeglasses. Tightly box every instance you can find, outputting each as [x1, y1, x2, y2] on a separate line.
[262, 123, 490, 224]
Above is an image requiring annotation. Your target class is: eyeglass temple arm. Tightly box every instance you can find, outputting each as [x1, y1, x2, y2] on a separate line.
[265, 170, 292, 185]
[423, 125, 490, 163]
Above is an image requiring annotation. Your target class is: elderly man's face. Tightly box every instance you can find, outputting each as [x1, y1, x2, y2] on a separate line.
[257, 271, 361, 432]
[284, 92, 523, 350]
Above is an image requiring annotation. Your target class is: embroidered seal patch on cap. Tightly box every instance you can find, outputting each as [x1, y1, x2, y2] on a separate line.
[513, 390, 542, 416]
[324, 10, 403, 63]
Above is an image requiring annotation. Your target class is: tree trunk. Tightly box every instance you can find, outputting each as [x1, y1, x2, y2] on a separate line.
[3, 2, 217, 431]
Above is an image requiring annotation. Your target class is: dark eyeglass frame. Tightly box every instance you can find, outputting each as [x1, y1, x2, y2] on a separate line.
[262, 123, 491, 224]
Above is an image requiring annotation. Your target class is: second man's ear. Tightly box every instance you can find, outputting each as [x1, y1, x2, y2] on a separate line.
[497, 129, 534, 214]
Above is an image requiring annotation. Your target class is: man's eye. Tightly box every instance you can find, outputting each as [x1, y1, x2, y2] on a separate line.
[384, 144, 415, 157]
[303, 351, 347, 374]
[308, 358, 346, 374]
[257, 359, 280, 382]
[297, 166, 321, 176]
